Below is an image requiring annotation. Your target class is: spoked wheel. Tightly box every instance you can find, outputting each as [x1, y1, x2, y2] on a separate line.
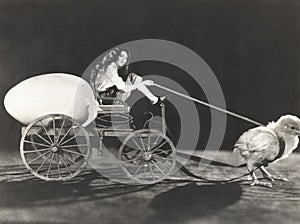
[20, 114, 91, 181]
[119, 129, 176, 184]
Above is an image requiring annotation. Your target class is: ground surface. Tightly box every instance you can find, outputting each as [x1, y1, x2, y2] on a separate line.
[0, 149, 299, 224]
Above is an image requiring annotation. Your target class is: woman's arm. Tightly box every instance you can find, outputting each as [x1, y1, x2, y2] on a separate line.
[107, 63, 155, 92]
[120, 80, 154, 92]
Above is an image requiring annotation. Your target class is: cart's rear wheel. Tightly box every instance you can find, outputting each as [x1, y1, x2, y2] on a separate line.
[20, 114, 91, 181]
[119, 129, 176, 184]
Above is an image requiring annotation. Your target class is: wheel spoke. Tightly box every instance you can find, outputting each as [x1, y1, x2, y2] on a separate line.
[52, 116, 56, 142]
[59, 154, 72, 175]
[122, 156, 142, 163]
[28, 150, 51, 164]
[36, 152, 52, 173]
[46, 153, 55, 177]
[152, 135, 160, 146]
[60, 144, 88, 148]
[24, 140, 50, 148]
[63, 153, 77, 165]
[123, 153, 131, 161]
[139, 136, 146, 151]
[58, 125, 78, 145]
[57, 118, 66, 143]
[147, 134, 152, 150]
[151, 140, 167, 153]
[56, 154, 61, 178]
[38, 122, 54, 144]
[35, 133, 52, 146]
[61, 148, 86, 157]
[151, 160, 165, 175]
[24, 147, 52, 154]
[131, 137, 143, 151]
[132, 160, 144, 177]
[60, 130, 82, 146]
[155, 160, 171, 169]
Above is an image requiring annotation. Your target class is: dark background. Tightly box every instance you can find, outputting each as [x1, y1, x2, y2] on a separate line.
[0, 0, 299, 152]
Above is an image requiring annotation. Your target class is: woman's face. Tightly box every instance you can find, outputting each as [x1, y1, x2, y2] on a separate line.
[116, 51, 129, 67]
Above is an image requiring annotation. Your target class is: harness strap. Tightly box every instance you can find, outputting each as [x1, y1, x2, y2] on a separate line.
[176, 151, 242, 168]
[153, 83, 263, 126]
[175, 138, 285, 183]
[275, 137, 286, 161]
[260, 137, 285, 167]
[176, 160, 257, 183]
[175, 152, 252, 183]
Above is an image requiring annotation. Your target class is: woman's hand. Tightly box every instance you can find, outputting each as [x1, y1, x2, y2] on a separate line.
[142, 80, 154, 86]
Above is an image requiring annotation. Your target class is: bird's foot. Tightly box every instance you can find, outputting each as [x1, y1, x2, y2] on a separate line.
[272, 176, 289, 182]
[246, 175, 253, 181]
[250, 180, 272, 188]
[262, 174, 275, 182]
[262, 174, 288, 182]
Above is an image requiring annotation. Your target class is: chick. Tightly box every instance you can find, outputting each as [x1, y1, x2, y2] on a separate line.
[234, 115, 300, 188]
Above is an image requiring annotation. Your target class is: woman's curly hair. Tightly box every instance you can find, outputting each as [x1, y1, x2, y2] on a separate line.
[90, 47, 130, 95]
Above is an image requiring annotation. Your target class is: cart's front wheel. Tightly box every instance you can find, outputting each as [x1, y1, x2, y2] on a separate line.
[20, 114, 91, 181]
[119, 129, 176, 184]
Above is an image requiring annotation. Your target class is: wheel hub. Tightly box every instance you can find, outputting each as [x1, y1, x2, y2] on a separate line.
[143, 152, 152, 161]
[51, 145, 59, 153]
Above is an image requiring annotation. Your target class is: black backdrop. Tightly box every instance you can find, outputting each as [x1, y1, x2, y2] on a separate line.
[0, 0, 299, 152]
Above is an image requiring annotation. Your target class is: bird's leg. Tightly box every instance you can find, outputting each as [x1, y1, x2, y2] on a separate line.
[249, 172, 258, 186]
[260, 166, 274, 181]
[247, 164, 272, 188]
[249, 172, 272, 188]
[260, 166, 288, 182]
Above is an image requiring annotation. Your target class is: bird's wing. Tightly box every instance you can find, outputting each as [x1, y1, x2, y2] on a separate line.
[234, 127, 279, 160]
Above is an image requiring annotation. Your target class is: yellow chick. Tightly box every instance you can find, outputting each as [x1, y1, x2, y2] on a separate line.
[234, 115, 300, 188]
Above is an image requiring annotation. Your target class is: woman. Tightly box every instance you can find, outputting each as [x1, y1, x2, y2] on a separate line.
[90, 48, 161, 104]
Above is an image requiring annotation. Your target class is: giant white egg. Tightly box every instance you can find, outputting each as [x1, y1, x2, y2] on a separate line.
[4, 73, 98, 127]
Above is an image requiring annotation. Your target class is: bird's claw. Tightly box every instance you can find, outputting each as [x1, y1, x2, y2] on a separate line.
[262, 174, 275, 182]
[274, 177, 289, 182]
[263, 175, 288, 182]
[250, 180, 272, 188]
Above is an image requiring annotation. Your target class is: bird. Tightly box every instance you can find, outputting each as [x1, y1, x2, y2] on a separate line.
[234, 115, 300, 188]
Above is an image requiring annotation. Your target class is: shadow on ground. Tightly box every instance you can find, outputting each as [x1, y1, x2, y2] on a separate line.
[0, 152, 299, 224]
[147, 182, 242, 224]
[0, 164, 242, 224]
[0, 165, 153, 207]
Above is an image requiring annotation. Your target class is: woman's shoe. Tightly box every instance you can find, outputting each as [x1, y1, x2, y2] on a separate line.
[152, 96, 166, 105]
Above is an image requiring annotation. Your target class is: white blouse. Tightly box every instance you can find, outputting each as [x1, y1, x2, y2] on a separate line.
[95, 63, 126, 92]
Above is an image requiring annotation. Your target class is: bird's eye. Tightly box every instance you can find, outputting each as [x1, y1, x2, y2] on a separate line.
[291, 126, 296, 130]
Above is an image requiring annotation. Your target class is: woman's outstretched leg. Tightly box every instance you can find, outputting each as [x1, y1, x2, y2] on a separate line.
[127, 73, 158, 103]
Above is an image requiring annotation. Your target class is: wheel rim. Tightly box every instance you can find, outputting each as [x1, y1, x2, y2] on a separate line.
[20, 114, 91, 181]
[119, 129, 176, 184]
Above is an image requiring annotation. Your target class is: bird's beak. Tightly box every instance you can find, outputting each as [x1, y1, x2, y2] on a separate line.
[295, 129, 300, 135]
